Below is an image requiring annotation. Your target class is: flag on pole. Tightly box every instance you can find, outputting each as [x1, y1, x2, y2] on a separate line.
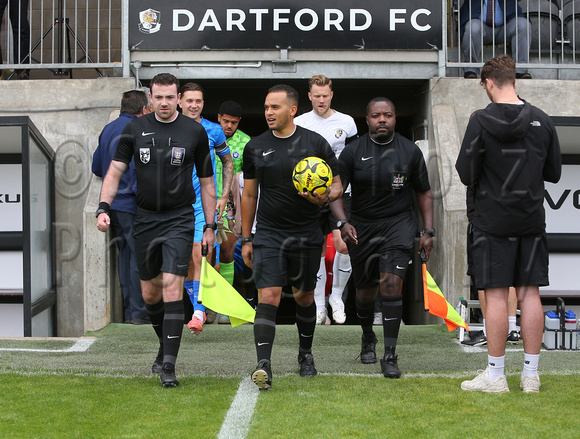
[198, 256, 255, 327]
[421, 251, 469, 332]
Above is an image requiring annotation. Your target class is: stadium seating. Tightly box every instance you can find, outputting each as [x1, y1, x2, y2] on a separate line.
[563, 0, 580, 53]
[519, 0, 562, 54]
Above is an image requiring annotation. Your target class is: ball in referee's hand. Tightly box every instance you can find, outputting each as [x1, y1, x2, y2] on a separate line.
[292, 156, 333, 195]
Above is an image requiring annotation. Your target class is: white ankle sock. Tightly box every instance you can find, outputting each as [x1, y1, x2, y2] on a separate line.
[523, 353, 540, 377]
[331, 252, 351, 299]
[487, 355, 505, 381]
[508, 316, 517, 333]
[314, 257, 327, 311]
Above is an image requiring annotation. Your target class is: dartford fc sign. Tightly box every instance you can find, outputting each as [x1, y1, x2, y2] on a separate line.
[129, 0, 442, 51]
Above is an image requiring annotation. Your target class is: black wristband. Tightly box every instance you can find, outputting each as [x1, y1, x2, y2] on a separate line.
[96, 201, 110, 218]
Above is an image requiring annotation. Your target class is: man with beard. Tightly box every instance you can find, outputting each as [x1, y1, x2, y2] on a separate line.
[336, 97, 434, 378]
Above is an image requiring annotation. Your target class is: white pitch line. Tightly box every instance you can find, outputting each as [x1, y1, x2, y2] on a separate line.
[218, 377, 259, 439]
[0, 338, 96, 353]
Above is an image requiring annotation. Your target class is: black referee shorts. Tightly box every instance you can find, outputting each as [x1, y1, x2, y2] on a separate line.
[252, 238, 321, 292]
[348, 211, 417, 289]
[134, 206, 194, 280]
[471, 228, 549, 290]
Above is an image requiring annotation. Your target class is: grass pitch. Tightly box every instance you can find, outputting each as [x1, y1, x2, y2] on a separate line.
[0, 324, 578, 438]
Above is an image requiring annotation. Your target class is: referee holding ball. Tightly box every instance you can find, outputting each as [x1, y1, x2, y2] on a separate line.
[241, 84, 344, 390]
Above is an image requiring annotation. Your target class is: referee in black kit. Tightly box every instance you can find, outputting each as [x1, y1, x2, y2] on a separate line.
[240, 84, 344, 390]
[97, 73, 216, 388]
[336, 97, 434, 378]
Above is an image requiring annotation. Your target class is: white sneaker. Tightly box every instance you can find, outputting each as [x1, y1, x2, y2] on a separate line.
[316, 310, 327, 325]
[373, 312, 382, 326]
[328, 295, 346, 324]
[520, 374, 541, 393]
[461, 368, 509, 393]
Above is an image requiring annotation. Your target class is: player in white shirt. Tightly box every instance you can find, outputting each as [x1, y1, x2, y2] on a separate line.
[295, 75, 358, 325]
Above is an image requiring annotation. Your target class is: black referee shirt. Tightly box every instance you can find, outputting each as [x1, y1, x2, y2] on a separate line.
[114, 112, 212, 212]
[243, 125, 338, 245]
[339, 133, 430, 222]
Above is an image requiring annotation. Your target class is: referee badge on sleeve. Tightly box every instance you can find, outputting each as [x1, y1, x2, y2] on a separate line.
[171, 147, 186, 166]
[391, 172, 407, 190]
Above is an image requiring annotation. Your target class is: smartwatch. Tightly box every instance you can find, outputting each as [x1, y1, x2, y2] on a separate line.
[238, 236, 252, 245]
[421, 228, 436, 237]
[336, 219, 349, 229]
[203, 223, 218, 232]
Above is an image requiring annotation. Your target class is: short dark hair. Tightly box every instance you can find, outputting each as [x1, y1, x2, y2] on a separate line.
[150, 73, 180, 93]
[480, 54, 516, 88]
[268, 84, 299, 106]
[366, 97, 395, 115]
[308, 75, 332, 91]
[180, 82, 204, 98]
[218, 101, 243, 117]
[120, 90, 148, 115]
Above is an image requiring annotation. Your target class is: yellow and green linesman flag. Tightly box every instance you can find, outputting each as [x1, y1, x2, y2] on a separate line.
[422, 260, 469, 332]
[198, 257, 255, 327]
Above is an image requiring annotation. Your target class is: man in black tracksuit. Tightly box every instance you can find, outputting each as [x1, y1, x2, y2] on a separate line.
[456, 54, 561, 393]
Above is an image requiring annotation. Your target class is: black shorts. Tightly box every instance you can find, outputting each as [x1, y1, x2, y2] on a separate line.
[252, 239, 321, 292]
[320, 193, 352, 236]
[466, 222, 474, 277]
[348, 211, 417, 289]
[134, 206, 194, 280]
[471, 228, 549, 289]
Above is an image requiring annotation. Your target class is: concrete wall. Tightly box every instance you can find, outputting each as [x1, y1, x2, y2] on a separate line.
[428, 77, 580, 309]
[0, 77, 135, 336]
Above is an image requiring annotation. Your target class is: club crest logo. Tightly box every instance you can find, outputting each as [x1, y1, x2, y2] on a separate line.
[138, 9, 161, 34]
[335, 129, 344, 139]
[391, 172, 406, 189]
[140, 148, 151, 164]
[232, 151, 240, 160]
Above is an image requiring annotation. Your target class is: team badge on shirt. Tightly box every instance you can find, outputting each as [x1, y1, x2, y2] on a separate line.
[171, 147, 185, 166]
[335, 129, 344, 139]
[391, 173, 407, 189]
[139, 148, 150, 164]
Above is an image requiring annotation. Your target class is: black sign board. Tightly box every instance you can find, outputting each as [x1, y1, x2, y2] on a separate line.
[129, 0, 442, 51]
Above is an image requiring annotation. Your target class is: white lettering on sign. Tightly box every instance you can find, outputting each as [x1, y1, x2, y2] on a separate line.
[227, 9, 246, 31]
[273, 9, 291, 31]
[324, 9, 343, 31]
[249, 9, 268, 31]
[173, 9, 194, 31]
[411, 9, 431, 31]
[545, 165, 580, 234]
[390, 9, 406, 31]
[168, 8, 437, 33]
[350, 9, 372, 31]
[295, 9, 318, 32]
[198, 9, 221, 31]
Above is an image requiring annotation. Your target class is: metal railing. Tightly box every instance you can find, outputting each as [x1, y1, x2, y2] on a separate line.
[447, 0, 580, 74]
[3, 0, 580, 78]
[1, 0, 125, 77]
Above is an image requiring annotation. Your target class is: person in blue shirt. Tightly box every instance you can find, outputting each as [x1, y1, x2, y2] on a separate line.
[460, 0, 531, 79]
[179, 82, 234, 334]
[92, 89, 150, 323]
